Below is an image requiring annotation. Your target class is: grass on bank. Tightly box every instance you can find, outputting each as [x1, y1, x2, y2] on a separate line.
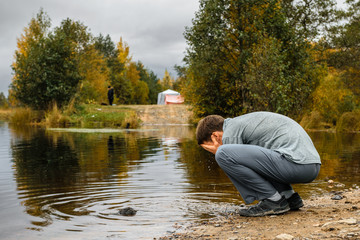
[9, 107, 43, 125]
[67, 104, 140, 128]
[2, 104, 140, 129]
[0, 109, 13, 121]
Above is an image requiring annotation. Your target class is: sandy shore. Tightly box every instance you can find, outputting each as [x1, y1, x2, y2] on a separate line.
[158, 187, 360, 240]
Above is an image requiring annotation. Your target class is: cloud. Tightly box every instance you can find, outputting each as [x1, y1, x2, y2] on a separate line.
[0, 0, 199, 95]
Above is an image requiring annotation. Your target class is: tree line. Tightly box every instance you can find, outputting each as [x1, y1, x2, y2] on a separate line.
[174, 0, 360, 126]
[9, 9, 176, 110]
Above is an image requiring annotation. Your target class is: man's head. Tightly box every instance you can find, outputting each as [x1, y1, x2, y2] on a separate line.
[196, 115, 224, 145]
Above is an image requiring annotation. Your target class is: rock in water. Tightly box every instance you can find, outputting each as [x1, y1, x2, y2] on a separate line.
[119, 207, 137, 216]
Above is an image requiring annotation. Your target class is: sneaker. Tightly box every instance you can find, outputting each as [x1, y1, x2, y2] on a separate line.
[287, 192, 304, 210]
[239, 196, 290, 217]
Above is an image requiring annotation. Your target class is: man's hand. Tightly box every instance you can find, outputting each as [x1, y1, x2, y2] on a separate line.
[200, 134, 221, 154]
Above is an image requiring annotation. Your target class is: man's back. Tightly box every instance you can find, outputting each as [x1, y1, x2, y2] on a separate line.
[222, 112, 321, 164]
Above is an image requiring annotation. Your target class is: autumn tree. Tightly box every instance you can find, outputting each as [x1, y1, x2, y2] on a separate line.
[282, 0, 337, 40]
[174, 65, 188, 95]
[109, 38, 132, 104]
[0, 92, 8, 108]
[54, 18, 91, 54]
[10, 9, 50, 108]
[137, 61, 162, 104]
[108, 38, 155, 105]
[183, 0, 326, 117]
[94, 34, 117, 59]
[94, 34, 123, 76]
[327, 0, 360, 99]
[94, 34, 128, 103]
[312, 73, 355, 122]
[78, 45, 110, 103]
[125, 62, 148, 104]
[11, 10, 83, 109]
[94, 35, 132, 104]
[160, 69, 174, 90]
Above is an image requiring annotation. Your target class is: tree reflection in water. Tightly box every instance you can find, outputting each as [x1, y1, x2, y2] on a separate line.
[10, 126, 164, 227]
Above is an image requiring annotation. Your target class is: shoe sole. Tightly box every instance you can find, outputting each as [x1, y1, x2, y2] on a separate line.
[240, 206, 290, 217]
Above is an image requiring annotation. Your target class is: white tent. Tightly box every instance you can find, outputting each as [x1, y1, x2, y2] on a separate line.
[157, 89, 180, 105]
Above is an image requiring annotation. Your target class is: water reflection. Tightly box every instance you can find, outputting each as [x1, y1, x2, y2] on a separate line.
[11, 127, 164, 220]
[12, 131, 81, 227]
[310, 131, 360, 185]
[1, 124, 360, 239]
[178, 140, 239, 203]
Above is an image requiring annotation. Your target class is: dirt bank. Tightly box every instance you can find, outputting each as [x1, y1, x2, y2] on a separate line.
[125, 105, 193, 125]
[159, 188, 360, 240]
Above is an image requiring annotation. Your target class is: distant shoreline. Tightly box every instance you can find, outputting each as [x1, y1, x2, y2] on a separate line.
[2, 106, 360, 133]
[0, 104, 194, 127]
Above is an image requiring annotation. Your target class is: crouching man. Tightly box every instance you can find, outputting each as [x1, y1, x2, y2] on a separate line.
[196, 112, 321, 217]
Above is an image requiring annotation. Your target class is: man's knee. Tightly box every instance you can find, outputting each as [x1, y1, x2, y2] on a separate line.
[215, 145, 229, 161]
[215, 145, 248, 177]
[215, 145, 241, 166]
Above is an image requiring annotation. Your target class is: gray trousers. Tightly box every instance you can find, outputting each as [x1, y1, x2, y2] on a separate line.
[215, 144, 320, 204]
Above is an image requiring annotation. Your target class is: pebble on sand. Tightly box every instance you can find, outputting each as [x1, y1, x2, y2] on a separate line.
[274, 233, 294, 240]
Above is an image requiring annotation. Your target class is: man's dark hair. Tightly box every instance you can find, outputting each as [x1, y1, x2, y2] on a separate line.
[196, 115, 224, 145]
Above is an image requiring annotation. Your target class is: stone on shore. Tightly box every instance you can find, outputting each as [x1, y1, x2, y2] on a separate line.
[274, 233, 294, 240]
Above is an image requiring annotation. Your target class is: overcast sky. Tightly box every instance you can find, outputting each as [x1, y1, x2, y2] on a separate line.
[0, 0, 200, 96]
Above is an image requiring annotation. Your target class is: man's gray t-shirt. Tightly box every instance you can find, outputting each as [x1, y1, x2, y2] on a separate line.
[222, 112, 321, 164]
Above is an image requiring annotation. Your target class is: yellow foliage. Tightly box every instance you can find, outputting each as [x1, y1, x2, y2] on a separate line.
[125, 62, 149, 104]
[126, 62, 140, 84]
[15, 10, 49, 59]
[312, 72, 355, 122]
[160, 69, 174, 90]
[117, 37, 132, 66]
[78, 45, 109, 103]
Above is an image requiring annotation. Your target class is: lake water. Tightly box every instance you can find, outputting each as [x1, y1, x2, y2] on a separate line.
[0, 121, 359, 239]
